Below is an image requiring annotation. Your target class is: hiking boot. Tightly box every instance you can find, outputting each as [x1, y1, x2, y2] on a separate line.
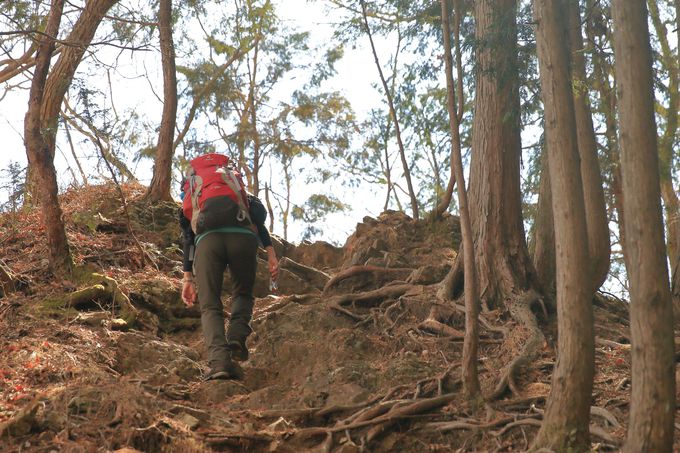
[227, 339, 249, 362]
[204, 361, 244, 381]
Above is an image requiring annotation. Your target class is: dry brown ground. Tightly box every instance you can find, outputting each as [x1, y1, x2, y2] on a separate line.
[0, 183, 675, 453]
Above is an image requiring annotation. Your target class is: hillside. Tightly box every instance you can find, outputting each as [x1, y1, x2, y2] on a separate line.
[0, 183, 666, 452]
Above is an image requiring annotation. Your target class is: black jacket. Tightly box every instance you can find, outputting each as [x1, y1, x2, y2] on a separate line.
[180, 195, 272, 272]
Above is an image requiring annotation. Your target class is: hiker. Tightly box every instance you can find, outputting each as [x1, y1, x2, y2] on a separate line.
[179, 153, 279, 381]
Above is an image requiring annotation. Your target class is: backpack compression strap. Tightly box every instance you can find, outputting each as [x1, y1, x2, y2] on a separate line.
[218, 167, 252, 224]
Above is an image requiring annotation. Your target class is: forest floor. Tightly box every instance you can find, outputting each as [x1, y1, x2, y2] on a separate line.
[0, 183, 676, 453]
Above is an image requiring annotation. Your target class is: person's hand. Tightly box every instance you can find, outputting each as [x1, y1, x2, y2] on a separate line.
[267, 247, 279, 281]
[182, 280, 197, 307]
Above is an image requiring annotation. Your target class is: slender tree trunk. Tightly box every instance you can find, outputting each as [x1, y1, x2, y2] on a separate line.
[432, 0, 465, 220]
[63, 119, 89, 186]
[382, 114, 394, 212]
[649, 0, 680, 312]
[441, 0, 480, 400]
[532, 1, 594, 451]
[62, 98, 137, 181]
[567, 0, 610, 291]
[249, 35, 260, 195]
[24, 0, 72, 276]
[586, 1, 628, 270]
[360, 0, 419, 220]
[145, 0, 177, 202]
[612, 2, 676, 451]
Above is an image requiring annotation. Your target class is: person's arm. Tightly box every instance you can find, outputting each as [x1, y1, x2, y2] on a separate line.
[249, 195, 279, 280]
[179, 208, 197, 306]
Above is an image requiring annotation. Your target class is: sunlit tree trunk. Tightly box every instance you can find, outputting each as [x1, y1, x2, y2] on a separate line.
[532, 1, 594, 450]
[612, 1, 676, 451]
[146, 0, 177, 202]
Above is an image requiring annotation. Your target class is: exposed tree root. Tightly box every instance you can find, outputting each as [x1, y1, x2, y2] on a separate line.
[436, 250, 464, 301]
[490, 289, 544, 400]
[489, 414, 619, 447]
[327, 284, 416, 309]
[418, 317, 465, 339]
[202, 430, 274, 448]
[595, 337, 631, 350]
[324, 265, 412, 293]
[423, 414, 539, 433]
[280, 257, 331, 290]
[64, 273, 138, 325]
[590, 405, 621, 428]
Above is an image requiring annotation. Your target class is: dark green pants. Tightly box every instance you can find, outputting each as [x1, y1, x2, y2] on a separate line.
[194, 232, 258, 368]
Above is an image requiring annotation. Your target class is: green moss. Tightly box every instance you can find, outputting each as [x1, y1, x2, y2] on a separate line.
[33, 296, 79, 319]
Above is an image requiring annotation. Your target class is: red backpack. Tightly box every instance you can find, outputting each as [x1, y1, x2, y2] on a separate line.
[181, 153, 251, 234]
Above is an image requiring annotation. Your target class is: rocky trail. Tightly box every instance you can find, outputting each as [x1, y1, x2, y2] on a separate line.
[0, 183, 667, 452]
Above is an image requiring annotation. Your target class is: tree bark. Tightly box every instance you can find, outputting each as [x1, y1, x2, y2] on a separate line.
[145, 0, 177, 202]
[447, 0, 536, 309]
[586, 0, 628, 271]
[25, 0, 119, 203]
[23, 0, 72, 276]
[440, 0, 480, 400]
[648, 0, 680, 313]
[531, 147, 556, 297]
[611, 1, 676, 451]
[431, 0, 465, 220]
[532, 0, 594, 450]
[24, 0, 118, 275]
[360, 0, 419, 220]
[567, 0, 610, 291]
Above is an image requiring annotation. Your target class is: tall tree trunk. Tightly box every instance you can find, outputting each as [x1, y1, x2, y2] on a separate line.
[531, 146, 556, 296]
[360, 0, 419, 220]
[145, 0, 177, 202]
[453, 0, 536, 309]
[567, 0, 610, 290]
[612, 2, 676, 451]
[531, 1, 594, 450]
[440, 0, 480, 400]
[24, 0, 72, 276]
[676, 4, 680, 306]
[24, 0, 117, 274]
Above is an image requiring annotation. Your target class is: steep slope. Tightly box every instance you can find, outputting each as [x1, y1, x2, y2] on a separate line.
[0, 183, 670, 452]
